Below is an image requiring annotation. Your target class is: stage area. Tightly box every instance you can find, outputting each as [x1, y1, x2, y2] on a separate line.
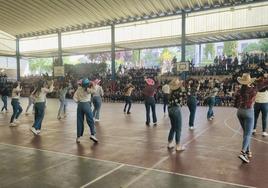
[0, 98, 267, 188]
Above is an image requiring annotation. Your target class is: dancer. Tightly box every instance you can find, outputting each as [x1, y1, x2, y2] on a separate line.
[253, 73, 268, 137]
[206, 86, 219, 121]
[73, 78, 98, 143]
[143, 78, 157, 126]
[10, 82, 23, 126]
[123, 83, 135, 114]
[234, 73, 268, 163]
[30, 80, 54, 135]
[1, 85, 9, 113]
[57, 82, 70, 120]
[167, 78, 185, 151]
[25, 86, 35, 115]
[187, 80, 200, 130]
[162, 81, 170, 114]
[92, 79, 104, 121]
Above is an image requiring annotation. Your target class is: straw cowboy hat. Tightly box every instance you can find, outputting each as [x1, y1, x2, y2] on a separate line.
[145, 78, 155, 86]
[169, 78, 182, 91]
[237, 73, 256, 85]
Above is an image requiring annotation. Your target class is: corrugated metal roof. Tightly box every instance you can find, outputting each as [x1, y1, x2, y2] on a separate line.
[0, 0, 263, 38]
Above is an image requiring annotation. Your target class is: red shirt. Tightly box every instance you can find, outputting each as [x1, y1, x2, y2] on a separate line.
[234, 79, 268, 109]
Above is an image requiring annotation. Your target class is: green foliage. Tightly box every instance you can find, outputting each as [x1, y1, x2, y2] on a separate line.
[29, 58, 53, 74]
[204, 43, 215, 60]
[223, 41, 238, 56]
[186, 45, 196, 61]
[160, 48, 173, 63]
[63, 57, 79, 65]
[242, 42, 260, 53]
[259, 39, 268, 52]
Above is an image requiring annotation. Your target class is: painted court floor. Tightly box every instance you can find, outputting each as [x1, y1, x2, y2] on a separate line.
[0, 98, 267, 188]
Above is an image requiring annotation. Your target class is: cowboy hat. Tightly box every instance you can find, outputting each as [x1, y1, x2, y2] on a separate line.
[169, 78, 182, 91]
[237, 73, 256, 85]
[145, 78, 155, 86]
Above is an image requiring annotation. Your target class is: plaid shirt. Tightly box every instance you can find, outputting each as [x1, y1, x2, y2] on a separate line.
[234, 79, 268, 109]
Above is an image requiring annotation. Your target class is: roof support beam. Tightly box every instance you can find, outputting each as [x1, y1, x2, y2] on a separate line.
[16, 37, 20, 81]
[181, 11, 186, 62]
[111, 24, 116, 80]
[57, 31, 63, 66]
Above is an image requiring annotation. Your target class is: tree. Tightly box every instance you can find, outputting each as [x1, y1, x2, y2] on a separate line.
[223, 41, 238, 56]
[29, 58, 53, 75]
[259, 38, 268, 53]
[204, 43, 215, 60]
[242, 42, 260, 53]
[160, 48, 173, 63]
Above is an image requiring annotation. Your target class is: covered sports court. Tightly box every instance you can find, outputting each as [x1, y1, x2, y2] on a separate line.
[0, 0, 268, 188]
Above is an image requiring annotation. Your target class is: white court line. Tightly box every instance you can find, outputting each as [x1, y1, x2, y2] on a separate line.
[80, 164, 124, 188]
[0, 143, 255, 188]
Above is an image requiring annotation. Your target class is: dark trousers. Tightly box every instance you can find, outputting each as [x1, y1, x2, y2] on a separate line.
[254, 102, 268, 132]
[1, 95, 8, 111]
[145, 97, 157, 124]
[124, 96, 132, 113]
[168, 106, 182, 144]
[77, 102, 95, 138]
[163, 94, 169, 113]
[187, 96, 197, 127]
[10, 99, 23, 123]
[207, 97, 215, 119]
[33, 102, 45, 130]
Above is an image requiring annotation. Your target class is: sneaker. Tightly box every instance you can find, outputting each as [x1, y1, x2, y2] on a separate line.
[36, 130, 41, 134]
[208, 118, 213, 121]
[76, 137, 81, 143]
[167, 143, 174, 149]
[252, 129, 257, 135]
[127, 112, 131, 114]
[189, 126, 194, 130]
[95, 119, 100, 122]
[57, 116, 61, 120]
[30, 127, 38, 135]
[146, 122, 150, 126]
[262, 132, 268, 137]
[176, 145, 186, 151]
[239, 153, 250, 163]
[90, 135, 98, 143]
[153, 123, 157, 126]
[14, 119, 20, 124]
[246, 151, 253, 158]
[10, 122, 17, 127]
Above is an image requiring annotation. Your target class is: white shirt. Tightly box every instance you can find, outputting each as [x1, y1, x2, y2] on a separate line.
[92, 85, 104, 97]
[73, 86, 95, 102]
[11, 86, 22, 99]
[162, 84, 170, 94]
[34, 85, 54, 103]
[255, 91, 268, 103]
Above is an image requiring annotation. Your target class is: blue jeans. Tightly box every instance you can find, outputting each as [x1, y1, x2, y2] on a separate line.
[187, 96, 197, 127]
[237, 108, 254, 152]
[93, 96, 102, 119]
[207, 97, 215, 119]
[10, 99, 23, 123]
[145, 97, 157, 124]
[1, 95, 8, 111]
[124, 96, 132, 113]
[77, 102, 96, 138]
[26, 97, 34, 112]
[58, 98, 67, 117]
[254, 102, 268, 132]
[163, 94, 169, 113]
[33, 102, 45, 130]
[168, 106, 182, 144]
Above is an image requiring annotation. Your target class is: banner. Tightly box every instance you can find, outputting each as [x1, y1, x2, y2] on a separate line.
[54, 66, 64, 77]
[176, 62, 189, 72]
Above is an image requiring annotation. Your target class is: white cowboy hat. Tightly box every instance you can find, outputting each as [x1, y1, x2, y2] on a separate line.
[237, 73, 256, 85]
